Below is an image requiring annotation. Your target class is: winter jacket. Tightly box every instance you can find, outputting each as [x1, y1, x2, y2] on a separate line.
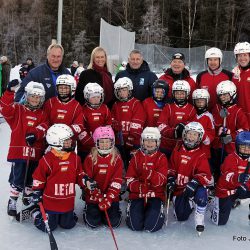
[115, 61, 158, 101]
[15, 61, 70, 102]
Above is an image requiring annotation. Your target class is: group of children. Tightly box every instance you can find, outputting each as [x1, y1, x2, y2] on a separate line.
[0, 42, 250, 237]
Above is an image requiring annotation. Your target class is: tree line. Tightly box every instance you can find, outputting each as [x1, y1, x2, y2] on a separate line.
[0, 0, 249, 66]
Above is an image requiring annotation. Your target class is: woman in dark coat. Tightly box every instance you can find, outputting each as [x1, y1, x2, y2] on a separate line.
[75, 47, 114, 108]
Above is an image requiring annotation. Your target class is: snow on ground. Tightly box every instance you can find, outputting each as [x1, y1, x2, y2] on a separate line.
[0, 68, 249, 250]
[1, 119, 250, 250]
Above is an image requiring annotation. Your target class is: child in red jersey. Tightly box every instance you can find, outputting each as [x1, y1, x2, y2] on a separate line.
[210, 131, 250, 225]
[0, 80, 49, 217]
[211, 80, 249, 182]
[43, 74, 85, 137]
[157, 80, 196, 158]
[125, 127, 168, 232]
[31, 124, 95, 232]
[142, 79, 169, 127]
[77, 82, 112, 162]
[167, 122, 213, 235]
[111, 77, 145, 167]
[83, 126, 123, 229]
[192, 88, 215, 159]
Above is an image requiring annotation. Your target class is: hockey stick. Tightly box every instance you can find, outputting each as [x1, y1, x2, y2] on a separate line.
[38, 202, 58, 250]
[104, 209, 119, 250]
[165, 190, 172, 226]
[219, 108, 228, 164]
[20, 146, 31, 223]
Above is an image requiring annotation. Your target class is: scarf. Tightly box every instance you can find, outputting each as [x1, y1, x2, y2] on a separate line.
[207, 66, 222, 76]
[93, 63, 114, 104]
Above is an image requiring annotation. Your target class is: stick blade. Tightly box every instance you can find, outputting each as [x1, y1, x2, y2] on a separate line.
[219, 108, 228, 118]
[48, 232, 58, 250]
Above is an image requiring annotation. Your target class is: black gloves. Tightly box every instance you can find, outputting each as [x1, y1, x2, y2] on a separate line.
[25, 133, 37, 146]
[183, 179, 199, 198]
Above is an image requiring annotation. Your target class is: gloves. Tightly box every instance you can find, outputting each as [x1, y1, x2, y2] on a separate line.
[126, 135, 135, 149]
[167, 176, 176, 193]
[25, 133, 37, 146]
[236, 185, 248, 199]
[238, 173, 250, 184]
[90, 188, 103, 202]
[183, 179, 199, 198]
[98, 197, 112, 211]
[7, 79, 20, 91]
[218, 127, 232, 144]
[138, 183, 149, 198]
[82, 176, 97, 191]
[32, 190, 43, 205]
[174, 123, 185, 139]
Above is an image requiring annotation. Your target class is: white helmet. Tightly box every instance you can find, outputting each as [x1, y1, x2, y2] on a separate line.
[141, 127, 161, 154]
[24, 81, 45, 109]
[56, 74, 76, 98]
[192, 88, 210, 102]
[183, 122, 204, 149]
[114, 77, 133, 101]
[172, 80, 191, 96]
[205, 47, 223, 62]
[83, 82, 104, 108]
[216, 80, 237, 99]
[234, 42, 250, 57]
[46, 123, 74, 151]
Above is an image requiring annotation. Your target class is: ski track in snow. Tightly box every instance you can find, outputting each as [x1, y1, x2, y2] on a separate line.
[0, 68, 250, 250]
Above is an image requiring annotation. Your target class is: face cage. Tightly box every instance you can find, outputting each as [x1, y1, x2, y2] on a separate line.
[173, 91, 189, 105]
[152, 88, 166, 102]
[114, 88, 132, 102]
[183, 131, 202, 149]
[25, 93, 45, 110]
[236, 144, 250, 160]
[193, 98, 208, 113]
[96, 139, 115, 155]
[140, 138, 160, 155]
[50, 137, 75, 152]
[218, 93, 236, 107]
[86, 93, 104, 108]
[56, 85, 72, 100]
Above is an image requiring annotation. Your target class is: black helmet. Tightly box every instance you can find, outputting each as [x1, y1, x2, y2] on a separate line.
[152, 79, 169, 102]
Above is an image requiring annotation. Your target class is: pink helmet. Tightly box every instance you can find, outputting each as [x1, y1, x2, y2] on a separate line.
[92, 126, 115, 154]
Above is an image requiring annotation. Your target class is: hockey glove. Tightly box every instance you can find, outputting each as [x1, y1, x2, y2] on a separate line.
[238, 173, 250, 184]
[167, 176, 176, 193]
[32, 190, 43, 205]
[82, 176, 97, 191]
[90, 188, 103, 203]
[183, 179, 199, 198]
[218, 127, 232, 144]
[25, 133, 37, 146]
[7, 79, 20, 91]
[98, 197, 112, 211]
[125, 135, 135, 149]
[236, 184, 249, 199]
[174, 123, 185, 139]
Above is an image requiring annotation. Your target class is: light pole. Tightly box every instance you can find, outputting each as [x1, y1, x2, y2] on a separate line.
[57, 0, 63, 44]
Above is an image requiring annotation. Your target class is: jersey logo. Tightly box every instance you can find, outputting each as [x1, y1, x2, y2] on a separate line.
[139, 78, 144, 85]
[99, 169, 107, 174]
[57, 114, 65, 119]
[61, 166, 68, 172]
[27, 121, 34, 126]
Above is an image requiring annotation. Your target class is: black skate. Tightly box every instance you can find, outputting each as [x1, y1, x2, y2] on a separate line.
[7, 197, 18, 217]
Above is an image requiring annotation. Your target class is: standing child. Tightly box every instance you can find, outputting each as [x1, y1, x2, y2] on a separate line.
[111, 77, 145, 167]
[0, 80, 48, 216]
[167, 122, 213, 235]
[77, 82, 112, 162]
[31, 124, 95, 232]
[157, 80, 196, 158]
[210, 131, 250, 225]
[125, 127, 168, 232]
[83, 126, 123, 229]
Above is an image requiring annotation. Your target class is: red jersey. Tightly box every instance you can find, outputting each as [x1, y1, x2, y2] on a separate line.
[196, 69, 234, 111]
[111, 97, 146, 146]
[43, 97, 84, 136]
[77, 103, 112, 152]
[32, 150, 86, 212]
[142, 97, 164, 127]
[215, 152, 250, 198]
[0, 90, 48, 162]
[125, 150, 168, 201]
[212, 104, 249, 153]
[235, 66, 250, 125]
[193, 111, 215, 158]
[83, 151, 123, 204]
[157, 103, 196, 150]
[169, 144, 212, 196]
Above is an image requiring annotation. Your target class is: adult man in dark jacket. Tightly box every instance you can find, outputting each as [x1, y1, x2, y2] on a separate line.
[0, 56, 11, 95]
[15, 44, 70, 102]
[115, 49, 157, 101]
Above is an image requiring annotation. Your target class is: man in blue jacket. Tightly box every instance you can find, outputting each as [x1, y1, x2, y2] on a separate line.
[115, 49, 157, 101]
[15, 44, 70, 102]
